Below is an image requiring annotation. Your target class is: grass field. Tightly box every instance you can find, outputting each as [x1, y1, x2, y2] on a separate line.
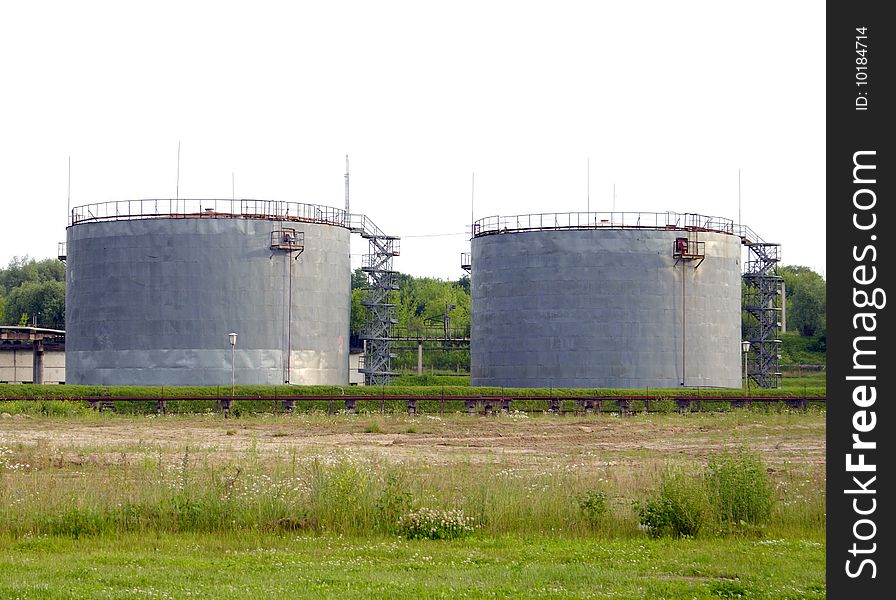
[0, 409, 825, 598]
[0, 533, 824, 599]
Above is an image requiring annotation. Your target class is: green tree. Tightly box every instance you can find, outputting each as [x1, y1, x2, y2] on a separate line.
[396, 276, 470, 335]
[743, 266, 826, 338]
[790, 276, 826, 336]
[0, 256, 66, 327]
[0, 256, 64, 294]
[350, 271, 472, 371]
[350, 287, 369, 333]
[393, 275, 470, 371]
[350, 268, 370, 334]
[350, 267, 368, 291]
[4, 280, 65, 327]
[780, 266, 826, 336]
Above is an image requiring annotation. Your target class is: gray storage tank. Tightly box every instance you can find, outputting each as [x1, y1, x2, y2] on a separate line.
[65, 199, 351, 386]
[470, 212, 743, 389]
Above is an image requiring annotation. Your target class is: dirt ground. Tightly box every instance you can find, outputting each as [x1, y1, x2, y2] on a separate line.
[0, 411, 825, 472]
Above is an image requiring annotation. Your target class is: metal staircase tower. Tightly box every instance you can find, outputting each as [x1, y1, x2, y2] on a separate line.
[742, 241, 783, 388]
[348, 215, 401, 386]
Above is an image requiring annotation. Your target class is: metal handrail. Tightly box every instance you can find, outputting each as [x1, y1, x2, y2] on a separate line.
[387, 326, 471, 341]
[69, 199, 405, 256]
[69, 199, 351, 228]
[471, 211, 753, 239]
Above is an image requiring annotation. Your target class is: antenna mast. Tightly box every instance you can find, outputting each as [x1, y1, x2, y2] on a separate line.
[176, 141, 181, 209]
[587, 157, 590, 214]
[344, 155, 350, 214]
[67, 156, 71, 226]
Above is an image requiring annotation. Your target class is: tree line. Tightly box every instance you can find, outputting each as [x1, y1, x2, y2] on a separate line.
[352, 269, 471, 371]
[0, 257, 66, 328]
[779, 265, 826, 337]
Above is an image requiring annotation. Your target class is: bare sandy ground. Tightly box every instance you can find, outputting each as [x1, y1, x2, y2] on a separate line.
[0, 411, 824, 471]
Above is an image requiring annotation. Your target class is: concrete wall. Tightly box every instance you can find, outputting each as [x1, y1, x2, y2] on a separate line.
[471, 228, 742, 388]
[0, 349, 66, 384]
[349, 351, 366, 385]
[66, 217, 351, 385]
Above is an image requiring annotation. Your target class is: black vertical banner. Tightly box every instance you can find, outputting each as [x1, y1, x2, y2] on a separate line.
[827, 2, 894, 597]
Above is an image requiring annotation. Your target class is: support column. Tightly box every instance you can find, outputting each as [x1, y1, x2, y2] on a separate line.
[32, 340, 44, 384]
[417, 342, 423, 375]
[780, 280, 786, 333]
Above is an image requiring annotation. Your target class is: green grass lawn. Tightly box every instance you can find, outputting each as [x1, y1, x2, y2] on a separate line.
[0, 410, 825, 598]
[0, 532, 824, 599]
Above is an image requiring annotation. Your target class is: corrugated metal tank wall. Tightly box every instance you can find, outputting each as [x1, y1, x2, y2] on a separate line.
[65, 217, 350, 385]
[471, 228, 742, 388]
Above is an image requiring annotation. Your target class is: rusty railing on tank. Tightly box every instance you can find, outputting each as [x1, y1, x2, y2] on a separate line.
[470, 211, 763, 240]
[69, 199, 351, 229]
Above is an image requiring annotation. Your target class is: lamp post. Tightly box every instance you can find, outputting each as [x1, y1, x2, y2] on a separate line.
[741, 340, 751, 395]
[229, 332, 238, 398]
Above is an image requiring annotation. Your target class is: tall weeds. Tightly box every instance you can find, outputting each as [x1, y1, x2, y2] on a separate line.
[705, 451, 774, 527]
[636, 450, 800, 538]
[0, 442, 824, 540]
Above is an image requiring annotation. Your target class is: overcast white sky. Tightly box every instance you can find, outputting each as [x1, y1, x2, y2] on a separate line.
[1, 1, 825, 281]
